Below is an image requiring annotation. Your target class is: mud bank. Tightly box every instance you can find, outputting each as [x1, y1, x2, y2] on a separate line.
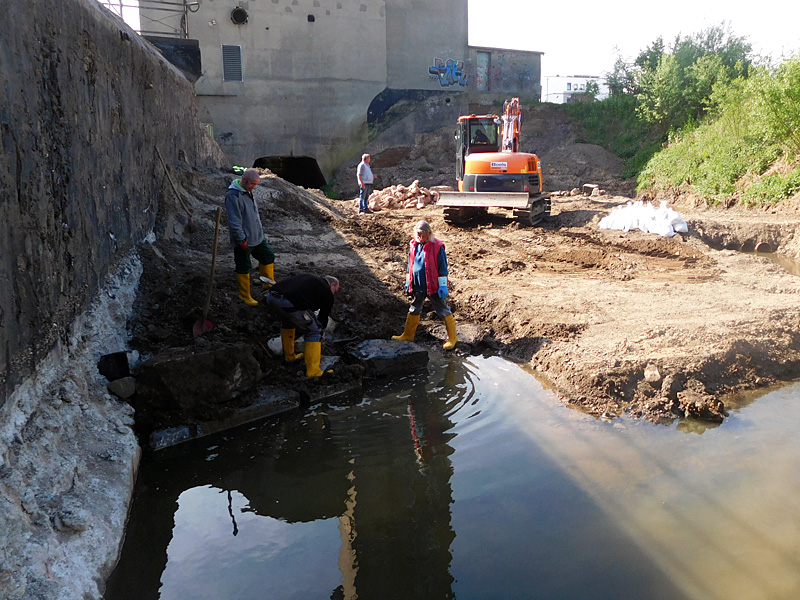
[128, 167, 800, 433]
[0, 257, 140, 599]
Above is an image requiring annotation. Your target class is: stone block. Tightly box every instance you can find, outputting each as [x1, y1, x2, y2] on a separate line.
[582, 183, 599, 195]
[134, 342, 262, 410]
[349, 339, 428, 378]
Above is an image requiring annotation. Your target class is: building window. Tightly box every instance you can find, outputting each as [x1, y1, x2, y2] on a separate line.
[476, 51, 490, 92]
[566, 83, 572, 91]
[222, 44, 243, 82]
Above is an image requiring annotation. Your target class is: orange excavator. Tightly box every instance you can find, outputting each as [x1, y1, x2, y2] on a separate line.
[438, 98, 550, 225]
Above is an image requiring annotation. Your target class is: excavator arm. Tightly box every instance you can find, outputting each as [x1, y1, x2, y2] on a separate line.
[501, 98, 522, 153]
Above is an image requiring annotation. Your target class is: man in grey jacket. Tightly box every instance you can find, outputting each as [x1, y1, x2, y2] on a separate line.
[225, 168, 277, 306]
[356, 153, 374, 214]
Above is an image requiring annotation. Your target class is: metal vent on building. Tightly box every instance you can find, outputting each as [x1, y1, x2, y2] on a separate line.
[222, 45, 243, 82]
[230, 7, 248, 25]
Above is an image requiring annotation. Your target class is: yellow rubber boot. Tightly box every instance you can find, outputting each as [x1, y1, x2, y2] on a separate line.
[259, 263, 275, 288]
[443, 314, 458, 350]
[304, 341, 324, 378]
[236, 273, 258, 306]
[280, 328, 304, 363]
[391, 313, 420, 341]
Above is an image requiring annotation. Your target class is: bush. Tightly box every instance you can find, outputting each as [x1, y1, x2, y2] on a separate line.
[562, 94, 662, 175]
[636, 55, 800, 205]
[741, 169, 800, 207]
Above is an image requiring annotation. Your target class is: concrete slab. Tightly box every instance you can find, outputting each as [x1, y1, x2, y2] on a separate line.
[349, 339, 429, 378]
[149, 387, 300, 451]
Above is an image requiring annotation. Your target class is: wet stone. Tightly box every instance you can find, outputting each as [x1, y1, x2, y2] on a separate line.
[107, 377, 136, 399]
[134, 342, 262, 410]
[148, 389, 301, 450]
[349, 339, 429, 378]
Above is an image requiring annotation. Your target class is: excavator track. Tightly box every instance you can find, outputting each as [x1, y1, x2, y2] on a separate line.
[439, 191, 550, 226]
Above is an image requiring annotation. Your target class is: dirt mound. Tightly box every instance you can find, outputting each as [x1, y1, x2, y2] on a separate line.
[542, 143, 628, 194]
[332, 104, 635, 200]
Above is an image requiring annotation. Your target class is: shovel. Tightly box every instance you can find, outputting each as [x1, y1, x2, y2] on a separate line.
[193, 207, 222, 338]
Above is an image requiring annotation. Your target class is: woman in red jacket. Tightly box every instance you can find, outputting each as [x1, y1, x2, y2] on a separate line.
[391, 220, 457, 350]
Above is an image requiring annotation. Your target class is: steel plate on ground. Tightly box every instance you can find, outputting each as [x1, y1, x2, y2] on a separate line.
[437, 191, 531, 208]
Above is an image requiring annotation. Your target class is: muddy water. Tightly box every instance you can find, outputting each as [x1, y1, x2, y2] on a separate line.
[104, 356, 800, 600]
[757, 252, 800, 276]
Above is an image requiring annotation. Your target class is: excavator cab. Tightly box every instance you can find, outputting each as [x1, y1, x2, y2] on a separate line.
[444, 100, 549, 226]
[454, 115, 501, 182]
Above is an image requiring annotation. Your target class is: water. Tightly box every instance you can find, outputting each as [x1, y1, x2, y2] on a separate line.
[745, 251, 800, 276]
[104, 356, 800, 600]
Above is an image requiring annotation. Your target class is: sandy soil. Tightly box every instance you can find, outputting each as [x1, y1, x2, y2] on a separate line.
[131, 107, 800, 428]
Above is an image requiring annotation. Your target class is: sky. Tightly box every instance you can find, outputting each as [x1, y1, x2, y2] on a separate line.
[112, 1, 799, 79]
[468, 0, 800, 77]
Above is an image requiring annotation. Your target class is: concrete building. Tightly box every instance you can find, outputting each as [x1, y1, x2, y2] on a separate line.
[136, 0, 543, 185]
[542, 75, 609, 104]
[469, 46, 543, 103]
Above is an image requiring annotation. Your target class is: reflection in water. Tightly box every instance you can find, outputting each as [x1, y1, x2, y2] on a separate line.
[105, 357, 475, 600]
[105, 356, 800, 600]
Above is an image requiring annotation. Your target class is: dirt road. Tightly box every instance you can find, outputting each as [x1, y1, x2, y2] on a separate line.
[131, 163, 800, 428]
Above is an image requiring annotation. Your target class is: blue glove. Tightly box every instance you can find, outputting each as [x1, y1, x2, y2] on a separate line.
[438, 276, 449, 298]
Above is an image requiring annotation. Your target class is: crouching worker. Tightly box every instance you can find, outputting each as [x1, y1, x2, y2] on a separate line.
[265, 274, 340, 377]
[225, 168, 277, 307]
[392, 220, 457, 350]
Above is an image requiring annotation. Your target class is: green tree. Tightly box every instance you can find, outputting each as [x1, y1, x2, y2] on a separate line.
[605, 53, 637, 96]
[635, 23, 753, 133]
[751, 56, 800, 154]
[584, 80, 600, 100]
[635, 37, 665, 73]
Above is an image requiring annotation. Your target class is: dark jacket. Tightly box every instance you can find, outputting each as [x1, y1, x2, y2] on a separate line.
[271, 274, 335, 329]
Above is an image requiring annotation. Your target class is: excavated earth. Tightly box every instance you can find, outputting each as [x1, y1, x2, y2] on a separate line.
[130, 127, 800, 432]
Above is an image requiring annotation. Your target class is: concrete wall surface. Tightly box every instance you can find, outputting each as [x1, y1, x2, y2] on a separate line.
[187, 0, 390, 175]
[469, 46, 543, 102]
[0, 1, 226, 597]
[385, 0, 469, 90]
[166, 0, 470, 179]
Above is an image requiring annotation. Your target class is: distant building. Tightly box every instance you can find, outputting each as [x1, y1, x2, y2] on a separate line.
[469, 46, 543, 104]
[542, 75, 609, 104]
[131, 0, 543, 183]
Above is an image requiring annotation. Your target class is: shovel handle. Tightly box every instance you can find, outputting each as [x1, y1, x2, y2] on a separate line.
[202, 207, 222, 321]
[156, 146, 193, 219]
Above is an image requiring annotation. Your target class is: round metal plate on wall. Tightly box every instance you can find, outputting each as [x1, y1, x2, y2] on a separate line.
[230, 7, 248, 25]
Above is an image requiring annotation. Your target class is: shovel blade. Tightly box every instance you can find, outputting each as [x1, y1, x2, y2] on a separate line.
[192, 319, 214, 338]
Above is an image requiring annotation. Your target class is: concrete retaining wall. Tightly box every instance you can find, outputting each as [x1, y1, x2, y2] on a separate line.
[0, 0, 226, 410]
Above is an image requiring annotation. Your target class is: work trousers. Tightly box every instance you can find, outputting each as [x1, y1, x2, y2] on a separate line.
[359, 184, 373, 211]
[234, 238, 275, 274]
[265, 291, 324, 342]
[407, 291, 452, 318]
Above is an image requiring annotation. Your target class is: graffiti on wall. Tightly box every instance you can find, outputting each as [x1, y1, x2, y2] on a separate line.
[428, 57, 468, 87]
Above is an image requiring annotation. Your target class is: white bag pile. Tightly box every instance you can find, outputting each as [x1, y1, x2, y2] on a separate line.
[363, 180, 439, 211]
[599, 201, 688, 237]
